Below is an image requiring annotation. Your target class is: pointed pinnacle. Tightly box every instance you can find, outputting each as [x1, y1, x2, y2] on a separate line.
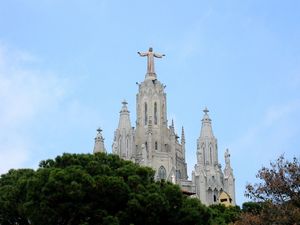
[181, 126, 185, 142]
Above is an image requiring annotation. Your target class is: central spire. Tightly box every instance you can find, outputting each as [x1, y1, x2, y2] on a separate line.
[138, 47, 165, 80]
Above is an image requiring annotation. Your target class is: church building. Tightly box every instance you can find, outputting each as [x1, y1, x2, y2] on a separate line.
[93, 48, 236, 206]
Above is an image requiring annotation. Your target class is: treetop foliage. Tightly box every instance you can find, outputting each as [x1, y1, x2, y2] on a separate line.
[2, 152, 298, 224]
[2, 152, 236, 225]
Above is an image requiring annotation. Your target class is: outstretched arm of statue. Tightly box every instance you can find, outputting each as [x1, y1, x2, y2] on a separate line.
[138, 52, 148, 57]
[154, 53, 165, 58]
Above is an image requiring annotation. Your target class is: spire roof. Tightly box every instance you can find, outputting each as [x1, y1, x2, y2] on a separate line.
[94, 127, 106, 153]
[120, 99, 129, 113]
[118, 100, 132, 131]
[181, 126, 185, 143]
[200, 107, 214, 138]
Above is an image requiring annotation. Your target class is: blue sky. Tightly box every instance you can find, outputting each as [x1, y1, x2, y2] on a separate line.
[0, 0, 299, 206]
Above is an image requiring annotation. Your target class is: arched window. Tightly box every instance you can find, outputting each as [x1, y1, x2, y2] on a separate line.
[154, 102, 158, 125]
[158, 166, 166, 180]
[214, 188, 218, 203]
[176, 170, 181, 179]
[144, 102, 148, 125]
[155, 141, 158, 150]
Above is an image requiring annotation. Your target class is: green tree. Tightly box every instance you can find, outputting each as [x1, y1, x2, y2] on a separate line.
[0, 169, 34, 225]
[241, 202, 262, 215]
[0, 153, 216, 225]
[209, 204, 241, 225]
[178, 198, 212, 225]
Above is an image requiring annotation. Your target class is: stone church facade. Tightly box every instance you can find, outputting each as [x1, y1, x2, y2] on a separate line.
[93, 48, 235, 206]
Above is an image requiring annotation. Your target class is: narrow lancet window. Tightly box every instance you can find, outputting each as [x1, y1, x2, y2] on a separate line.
[155, 141, 158, 150]
[162, 103, 165, 121]
[210, 147, 212, 164]
[154, 102, 158, 125]
[144, 102, 148, 125]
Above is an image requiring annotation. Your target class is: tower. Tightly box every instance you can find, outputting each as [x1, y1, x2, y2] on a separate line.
[134, 66, 168, 163]
[134, 48, 187, 182]
[93, 128, 106, 153]
[112, 100, 135, 161]
[193, 108, 231, 205]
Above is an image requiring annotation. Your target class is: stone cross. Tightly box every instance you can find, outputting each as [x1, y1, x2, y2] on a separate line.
[138, 47, 165, 74]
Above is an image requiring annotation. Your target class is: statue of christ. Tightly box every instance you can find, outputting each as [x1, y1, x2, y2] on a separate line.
[138, 47, 165, 74]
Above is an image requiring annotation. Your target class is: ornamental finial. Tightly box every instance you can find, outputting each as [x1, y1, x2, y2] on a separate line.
[122, 99, 128, 106]
[203, 107, 209, 115]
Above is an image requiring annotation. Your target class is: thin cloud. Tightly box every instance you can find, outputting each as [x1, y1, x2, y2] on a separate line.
[229, 101, 300, 203]
[264, 100, 300, 126]
[0, 44, 68, 174]
[231, 100, 300, 156]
